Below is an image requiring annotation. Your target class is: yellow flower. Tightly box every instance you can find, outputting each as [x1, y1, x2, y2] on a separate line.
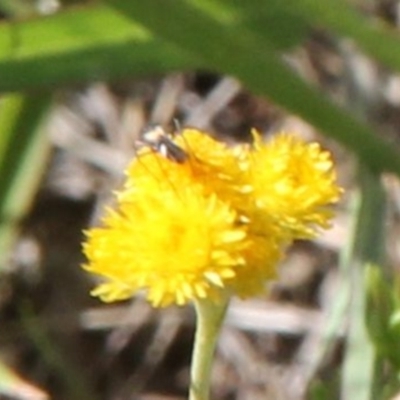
[243, 131, 342, 239]
[83, 149, 248, 307]
[83, 128, 341, 307]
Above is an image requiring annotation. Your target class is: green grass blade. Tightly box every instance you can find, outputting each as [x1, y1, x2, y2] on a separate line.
[103, 0, 400, 177]
[0, 93, 52, 269]
[222, 0, 400, 72]
[1, 1, 400, 177]
[0, 4, 199, 92]
[292, 0, 400, 74]
[341, 167, 386, 400]
[189, 0, 311, 50]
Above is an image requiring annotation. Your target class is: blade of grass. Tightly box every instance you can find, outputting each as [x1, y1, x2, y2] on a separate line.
[0, 93, 52, 270]
[0, 4, 199, 92]
[1, 2, 400, 177]
[222, 0, 400, 73]
[291, 0, 400, 74]
[103, 0, 400, 177]
[188, 0, 311, 50]
[340, 166, 386, 400]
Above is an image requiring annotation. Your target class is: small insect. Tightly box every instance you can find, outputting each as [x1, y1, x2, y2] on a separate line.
[140, 126, 188, 164]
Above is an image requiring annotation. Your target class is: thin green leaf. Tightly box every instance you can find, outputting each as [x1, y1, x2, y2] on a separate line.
[0, 4, 199, 91]
[103, 0, 400, 177]
[365, 265, 400, 370]
[189, 0, 311, 50]
[341, 167, 386, 400]
[0, 93, 52, 269]
[1, 1, 400, 177]
[292, 0, 400, 74]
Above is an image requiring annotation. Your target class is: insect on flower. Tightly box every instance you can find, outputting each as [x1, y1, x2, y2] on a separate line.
[140, 126, 189, 164]
[134, 125, 195, 204]
[83, 128, 342, 308]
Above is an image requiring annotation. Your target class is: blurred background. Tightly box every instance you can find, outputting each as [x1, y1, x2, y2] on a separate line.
[1, 1, 400, 399]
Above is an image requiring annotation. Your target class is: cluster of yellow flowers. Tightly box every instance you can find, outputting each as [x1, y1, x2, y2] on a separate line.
[83, 129, 342, 307]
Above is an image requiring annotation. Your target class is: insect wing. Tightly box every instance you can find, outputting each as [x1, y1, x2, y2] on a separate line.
[141, 126, 188, 164]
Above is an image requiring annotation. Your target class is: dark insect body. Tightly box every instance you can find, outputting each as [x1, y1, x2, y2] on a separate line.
[141, 126, 188, 164]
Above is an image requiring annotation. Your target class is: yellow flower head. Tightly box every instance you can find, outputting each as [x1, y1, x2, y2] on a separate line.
[243, 131, 342, 238]
[83, 128, 342, 307]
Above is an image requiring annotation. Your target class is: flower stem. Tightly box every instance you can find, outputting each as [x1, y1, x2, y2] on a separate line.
[189, 296, 229, 400]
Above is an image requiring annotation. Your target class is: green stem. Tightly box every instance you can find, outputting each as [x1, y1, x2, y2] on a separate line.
[190, 296, 229, 400]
